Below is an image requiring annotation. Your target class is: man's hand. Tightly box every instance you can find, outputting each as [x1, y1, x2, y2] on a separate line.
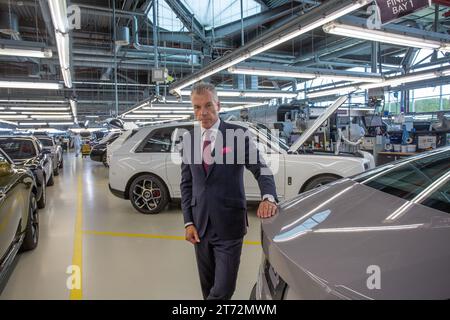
[185, 225, 200, 244]
[257, 199, 278, 219]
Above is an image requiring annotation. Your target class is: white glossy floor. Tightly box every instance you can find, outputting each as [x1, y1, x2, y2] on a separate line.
[0, 152, 263, 300]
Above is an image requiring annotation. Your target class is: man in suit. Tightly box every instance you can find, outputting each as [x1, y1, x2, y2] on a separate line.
[180, 82, 278, 300]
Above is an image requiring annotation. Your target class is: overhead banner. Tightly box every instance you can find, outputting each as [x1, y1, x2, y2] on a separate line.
[375, 0, 431, 24]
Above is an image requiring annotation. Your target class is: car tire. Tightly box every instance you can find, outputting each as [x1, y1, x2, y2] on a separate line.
[37, 182, 46, 209]
[53, 165, 59, 176]
[302, 175, 339, 192]
[102, 153, 108, 167]
[47, 173, 54, 186]
[129, 174, 169, 214]
[250, 283, 257, 300]
[21, 193, 39, 252]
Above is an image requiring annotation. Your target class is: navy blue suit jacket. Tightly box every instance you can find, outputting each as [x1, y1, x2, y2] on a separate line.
[180, 120, 277, 240]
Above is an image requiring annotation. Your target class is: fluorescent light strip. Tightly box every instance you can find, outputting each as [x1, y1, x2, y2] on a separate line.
[0, 81, 62, 90]
[133, 110, 194, 114]
[31, 115, 73, 119]
[0, 47, 53, 58]
[48, 122, 75, 125]
[21, 112, 72, 115]
[18, 122, 48, 126]
[0, 112, 17, 114]
[123, 114, 190, 119]
[10, 107, 70, 111]
[228, 66, 382, 83]
[180, 89, 297, 98]
[323, 22, 448, 51]
[0, 100, 67, 103]
[307, 68, 447, 98]
[0, 115, 29, 119]
[47, 0, 69, 33]
[171, 0, 369, 92]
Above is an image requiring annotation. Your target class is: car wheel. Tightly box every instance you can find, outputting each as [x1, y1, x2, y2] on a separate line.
[102, 153, 108, 167]
[53, 165, 59, 176]
[47, 173, 54, 186]
[21, 193, 39, 252]
[302, 175, 339, 192]
[37, 182, 46, 209]
[129, 174, 169, 214]
[250, 283, 257, 300]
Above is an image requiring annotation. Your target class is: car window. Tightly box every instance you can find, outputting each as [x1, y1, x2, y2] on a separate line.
[419, 181, 450, 214]
[138, 127, 177, 153]
[0, 139, 37, 159]
[0, 149, 11, 164]
[38, 138, 53, 147]
[355, 149, 450, 202]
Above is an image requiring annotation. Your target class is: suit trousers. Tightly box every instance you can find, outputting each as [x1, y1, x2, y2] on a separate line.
[194, 222, 243, 300]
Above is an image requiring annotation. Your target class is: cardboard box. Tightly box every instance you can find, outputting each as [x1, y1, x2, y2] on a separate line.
[418, 135, 437, 149]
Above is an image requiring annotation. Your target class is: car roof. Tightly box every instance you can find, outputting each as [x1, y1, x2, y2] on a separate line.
[0, 135, 39, 141]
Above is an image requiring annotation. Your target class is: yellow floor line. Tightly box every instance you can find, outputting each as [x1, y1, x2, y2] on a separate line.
[83, 230, 261, 246]
[70, 171, 83, 300]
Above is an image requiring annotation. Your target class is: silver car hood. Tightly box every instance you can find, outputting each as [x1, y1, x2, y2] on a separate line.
[262, 179, 450, 299]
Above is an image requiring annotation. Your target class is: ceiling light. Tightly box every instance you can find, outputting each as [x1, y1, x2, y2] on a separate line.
[18, 122, 48, 126]
[56, 32, 70, 70]
[180, 89, 297, 99]
[48, 122, 75, 125]
[31, 115, 73, 119]
[0, 47, 52, 58]
[0, 99, 67, 103]
[10, 107, 70, 111]
[47, 0, 69, 33]
[133, 110, 194, 114]
[0, 115, 29, 119]
[170, 0, 370, 93]
[70, 98, 77, 117]
[323, 22, 447, 51]
[228, 66, 382, 83]
[0, 81, 62, 90]
[21, 112, 72, 115]
[360, 72, 438, 90]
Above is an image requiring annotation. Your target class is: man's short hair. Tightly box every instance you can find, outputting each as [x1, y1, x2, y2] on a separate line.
[191, 82, 219, 103]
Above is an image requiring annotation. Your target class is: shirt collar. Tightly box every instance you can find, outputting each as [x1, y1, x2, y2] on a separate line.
[201, 118, 220, 137]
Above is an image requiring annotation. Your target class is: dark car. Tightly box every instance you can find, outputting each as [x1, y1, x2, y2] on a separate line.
[0, 136, 54, 209]
[90, 131, 121, 166]
[35, 135, 63, 176]
[253, 146, 450, 300]
[0, 148, 39, 289]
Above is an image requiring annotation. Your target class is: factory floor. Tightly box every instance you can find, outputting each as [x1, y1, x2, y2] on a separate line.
[0, 152, 263, 300]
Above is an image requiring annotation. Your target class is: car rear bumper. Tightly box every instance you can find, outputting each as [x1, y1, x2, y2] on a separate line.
[109, 184, 126, 199]
[90, 150, 105, 162]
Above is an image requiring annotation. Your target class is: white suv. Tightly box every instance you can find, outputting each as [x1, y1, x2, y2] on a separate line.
[109, 113, 373, 214]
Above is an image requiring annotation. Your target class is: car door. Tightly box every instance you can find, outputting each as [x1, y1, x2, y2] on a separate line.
[36, 141, 52, 180]
[133, 126, 177, 195]
[0, 153, 24, 259]
[166, 125, 194, 198]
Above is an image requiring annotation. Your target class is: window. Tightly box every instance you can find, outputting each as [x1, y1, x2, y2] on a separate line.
[38, 138, 53, 147]
[138, 127, 177, 153]
[420, 181, 450, 214]
[354, 150, 450, 202]
[0, 139, 37, 159]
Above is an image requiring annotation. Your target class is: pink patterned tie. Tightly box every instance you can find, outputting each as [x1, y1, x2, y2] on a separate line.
[202, 130, 212, 173]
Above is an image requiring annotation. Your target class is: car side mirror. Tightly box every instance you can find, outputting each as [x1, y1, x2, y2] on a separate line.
[42, 149, 51, 154]
[0, 159, 14, 177]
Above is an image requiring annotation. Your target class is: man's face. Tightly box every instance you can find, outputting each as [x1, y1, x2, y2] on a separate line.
[191, 90, 220, 129]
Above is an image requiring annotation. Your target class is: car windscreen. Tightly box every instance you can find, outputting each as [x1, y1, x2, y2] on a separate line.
[0, 139, 37, 159]
[353, 149, 450, 203]
[38, 138, 53, 147]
